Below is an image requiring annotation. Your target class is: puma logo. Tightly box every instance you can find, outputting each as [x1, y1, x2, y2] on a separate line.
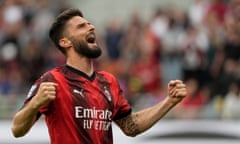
[73, 89, 84, 97]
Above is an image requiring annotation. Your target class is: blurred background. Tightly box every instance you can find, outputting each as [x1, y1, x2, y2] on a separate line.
[0, 0, 240, 143]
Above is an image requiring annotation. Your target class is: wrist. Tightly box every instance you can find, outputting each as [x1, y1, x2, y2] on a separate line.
[29, 96, 41, 111]
[163, 96, 180, 106]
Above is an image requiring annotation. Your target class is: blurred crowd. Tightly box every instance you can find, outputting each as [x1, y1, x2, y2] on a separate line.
[0, 0, 240, 120]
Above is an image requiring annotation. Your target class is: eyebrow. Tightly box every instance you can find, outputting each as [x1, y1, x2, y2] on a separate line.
[76, 22, 85, 28]
[76, 22, 91, 28]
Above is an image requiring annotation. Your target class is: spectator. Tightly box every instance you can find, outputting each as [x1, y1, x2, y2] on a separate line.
[105, 19, 124, 60]
[222, 80, 240, 119]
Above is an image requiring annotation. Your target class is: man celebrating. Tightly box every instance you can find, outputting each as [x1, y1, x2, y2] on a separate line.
[11, 8, 187, 144]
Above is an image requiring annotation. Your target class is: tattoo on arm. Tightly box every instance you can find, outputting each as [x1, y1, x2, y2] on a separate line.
[115, 113, 140, 136]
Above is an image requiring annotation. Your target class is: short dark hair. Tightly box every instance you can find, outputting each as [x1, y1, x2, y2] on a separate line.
[49, 8, 84, 54]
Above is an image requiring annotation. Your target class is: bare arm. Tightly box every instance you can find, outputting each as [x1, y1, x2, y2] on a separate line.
[11, 101, 40, 137]
[11, 82, 57, 137]
[115, 80, 187, 137]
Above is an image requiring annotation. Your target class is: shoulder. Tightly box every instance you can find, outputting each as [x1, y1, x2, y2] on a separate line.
[38, 66, 63, 83]
[38, 71, 55, 83]
[96, 71, 117, 82]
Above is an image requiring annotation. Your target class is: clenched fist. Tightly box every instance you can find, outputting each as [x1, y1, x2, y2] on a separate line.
[167, 80, 187, 104]
[32, 82, 57, 109]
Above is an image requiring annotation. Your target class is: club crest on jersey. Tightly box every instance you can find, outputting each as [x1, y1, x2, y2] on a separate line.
[103, 86, 112, 102]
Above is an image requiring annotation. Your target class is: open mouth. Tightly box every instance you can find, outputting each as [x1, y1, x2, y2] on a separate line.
[86, 33, 96, 44]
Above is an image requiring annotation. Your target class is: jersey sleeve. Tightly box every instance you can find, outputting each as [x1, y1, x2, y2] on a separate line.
[22, 71, 56, 114]
[111, 76, 132, 120]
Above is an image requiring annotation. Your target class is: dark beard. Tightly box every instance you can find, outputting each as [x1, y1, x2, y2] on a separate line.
[70, 38, 102, 59]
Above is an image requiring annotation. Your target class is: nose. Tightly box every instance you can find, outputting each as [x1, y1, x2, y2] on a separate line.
[89, 23, 95, 31]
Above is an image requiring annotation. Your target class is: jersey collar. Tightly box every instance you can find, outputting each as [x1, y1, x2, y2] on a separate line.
[65, 64, 96, 82]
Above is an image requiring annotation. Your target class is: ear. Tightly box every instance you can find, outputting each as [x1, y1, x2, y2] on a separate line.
[59, 38, 72, 48]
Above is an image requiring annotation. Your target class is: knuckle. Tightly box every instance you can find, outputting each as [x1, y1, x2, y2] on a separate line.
[42, 86, 47, 90]
[43, 90, 49, 95]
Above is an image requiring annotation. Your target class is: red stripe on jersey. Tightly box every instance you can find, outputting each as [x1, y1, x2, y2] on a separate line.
[23, 65, 131, 144]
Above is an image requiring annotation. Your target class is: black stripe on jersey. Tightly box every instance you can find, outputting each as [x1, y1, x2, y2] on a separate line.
[113, 109, 132, 121]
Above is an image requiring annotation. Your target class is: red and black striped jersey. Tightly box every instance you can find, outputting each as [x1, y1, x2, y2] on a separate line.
[23, 65, 132, 144]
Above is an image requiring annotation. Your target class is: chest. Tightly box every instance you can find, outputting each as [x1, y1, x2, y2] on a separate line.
[57, 76, 115, 112]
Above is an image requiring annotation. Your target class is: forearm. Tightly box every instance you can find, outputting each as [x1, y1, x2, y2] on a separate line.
[12, 82, 56, 137]
[133, 98, 177, 133]
[116, 80, 187, 137]
[116, 98, 178, 137]
[11, 101, 40, 137]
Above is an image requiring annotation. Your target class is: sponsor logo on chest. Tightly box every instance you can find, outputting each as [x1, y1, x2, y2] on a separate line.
[75, 106, 112, 131]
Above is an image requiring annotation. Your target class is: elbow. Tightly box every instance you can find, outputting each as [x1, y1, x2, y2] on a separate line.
[125, 133, 137, 137]
[123, 130, 140, 137]
[11, 126, 26, 138]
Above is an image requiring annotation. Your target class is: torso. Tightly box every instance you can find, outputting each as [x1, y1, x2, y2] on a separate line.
[25, 65, 131, 144]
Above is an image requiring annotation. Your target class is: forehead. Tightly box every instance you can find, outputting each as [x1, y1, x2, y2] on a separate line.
[67, 16, 87, 27]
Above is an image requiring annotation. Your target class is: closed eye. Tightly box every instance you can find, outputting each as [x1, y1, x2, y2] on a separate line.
[77, 23, 86, 28]
[76, 22, 92, 29]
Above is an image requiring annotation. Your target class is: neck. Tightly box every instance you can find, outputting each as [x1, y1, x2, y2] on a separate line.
[66, 52, 94, 77]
